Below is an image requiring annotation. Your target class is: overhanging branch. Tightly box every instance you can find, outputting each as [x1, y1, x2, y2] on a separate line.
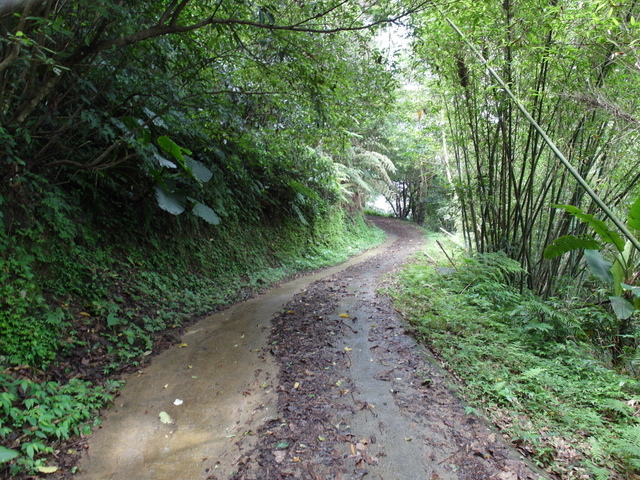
[89, 1, 433, 55]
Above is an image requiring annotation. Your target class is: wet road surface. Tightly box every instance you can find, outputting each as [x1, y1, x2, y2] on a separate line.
[78, 218, 546, 480]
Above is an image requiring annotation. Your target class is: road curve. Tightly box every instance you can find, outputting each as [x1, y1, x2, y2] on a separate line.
[77, 217, 546, 480]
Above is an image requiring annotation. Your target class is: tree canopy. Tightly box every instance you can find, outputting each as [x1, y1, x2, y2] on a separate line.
[0, 0, 426, 226]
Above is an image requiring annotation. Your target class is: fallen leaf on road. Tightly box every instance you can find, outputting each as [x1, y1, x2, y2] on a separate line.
[174, 399, 183, 406]
[159, 411, 174, 424]
[339, 313, 350, 318]
[36, 465, 58, 474]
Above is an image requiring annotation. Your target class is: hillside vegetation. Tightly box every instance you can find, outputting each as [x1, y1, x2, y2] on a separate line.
[0, 0, 412, 475]
[1, 183, 383, 475]
[4, 0, 640, 478]
[393, 235, 640, 480]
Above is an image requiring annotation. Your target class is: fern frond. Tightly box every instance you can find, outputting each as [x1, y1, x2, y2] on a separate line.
[600, 398, 633, 418]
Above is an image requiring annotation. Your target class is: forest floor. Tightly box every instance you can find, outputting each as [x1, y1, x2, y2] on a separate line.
[74, 217, 547, 480]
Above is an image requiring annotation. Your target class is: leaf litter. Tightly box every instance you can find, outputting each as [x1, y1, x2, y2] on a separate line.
[229, 217, 547, 480]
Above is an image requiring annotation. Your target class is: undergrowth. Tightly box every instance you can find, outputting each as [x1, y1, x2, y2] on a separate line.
[0, 183, 384, 477]
[392, 234, 640, 480]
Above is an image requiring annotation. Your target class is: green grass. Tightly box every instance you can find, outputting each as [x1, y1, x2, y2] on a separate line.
[391, 234, 640, 480]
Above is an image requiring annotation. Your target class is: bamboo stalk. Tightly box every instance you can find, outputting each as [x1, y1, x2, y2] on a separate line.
[443, 16, 640, 256]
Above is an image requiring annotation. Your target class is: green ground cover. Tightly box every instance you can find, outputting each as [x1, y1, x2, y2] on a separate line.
[392, 234, 640, 480]
[0, 198, 383, 477]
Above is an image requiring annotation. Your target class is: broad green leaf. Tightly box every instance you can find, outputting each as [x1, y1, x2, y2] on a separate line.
[628, 197, 640, 232]
[154, 185, 186, 215]
[584, 249, 613, 284]
[543, 234, 601, 259]
[0, 446, 19, 463]
[157, 136, 190, 166]
[153, 152, 176, 169]
[611, 259, 625, 296]
[143, 107, 166, 128]
[192, 202, 220, 225]
[106, 312, 120, 327]
[210, 146, 226, 160]
[622, 284, 640, 297]
[555, 205, 624, 251]
[123, 328, 135, 345]
[185, 157, 213, 183]
[610, 296, 635, 320]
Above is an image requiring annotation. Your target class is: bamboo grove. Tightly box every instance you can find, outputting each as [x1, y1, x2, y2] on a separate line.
[412, 0, 640, 296]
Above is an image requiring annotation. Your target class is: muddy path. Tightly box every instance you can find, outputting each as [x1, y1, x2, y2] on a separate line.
[77, 217, 545, 480]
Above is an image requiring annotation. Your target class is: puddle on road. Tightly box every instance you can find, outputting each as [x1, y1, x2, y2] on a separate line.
[77, 238, 394, 480]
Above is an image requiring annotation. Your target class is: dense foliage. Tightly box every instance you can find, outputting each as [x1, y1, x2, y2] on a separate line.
[1, 0, 413, 222]
[0, 0, 408, 369]
[0, 200, 383, 475]
[0, 0, 419, 475]
[400, 0, 640, 405]
[410, 0, 640, 295]
[393, 236, 640, 479]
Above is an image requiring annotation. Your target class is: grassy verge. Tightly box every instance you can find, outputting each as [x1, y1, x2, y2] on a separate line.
[0, 204, 384, 477]
[391, 234, 640, 480]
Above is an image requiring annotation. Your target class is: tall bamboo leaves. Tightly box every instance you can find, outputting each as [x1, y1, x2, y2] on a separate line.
[413, 0, 640, 294]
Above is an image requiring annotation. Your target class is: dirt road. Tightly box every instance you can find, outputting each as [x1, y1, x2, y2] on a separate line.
[77, 217, 545, 480]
